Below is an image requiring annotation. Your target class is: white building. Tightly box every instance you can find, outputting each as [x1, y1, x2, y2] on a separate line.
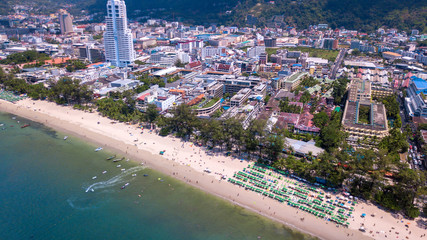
[58, 9, 73, 34]
[103, 0, 135, 68]
[201, 47, 225, 60]
[155, 95, 176, 111]
[247, 46, 265, 58]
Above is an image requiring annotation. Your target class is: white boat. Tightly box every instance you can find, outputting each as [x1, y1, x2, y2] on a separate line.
[0, 123, 4, 126]
[121, 183, 130, 189]
[116, 165, 121, 168]
[64, 136, 68, 140]
[92, 176, 97, 180]
[132, 174, 137, 177]
[95, 147, 103, 152]
[121, 168, 126, 171]
[91, 189, 95, 192]
[102, 171, 107, 174]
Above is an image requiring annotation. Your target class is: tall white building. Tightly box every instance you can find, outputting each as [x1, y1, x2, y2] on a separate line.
[103, 0, 135, 67]
[58, 9, 73, 34]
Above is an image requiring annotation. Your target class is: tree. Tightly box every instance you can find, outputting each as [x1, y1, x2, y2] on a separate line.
[313, 111, 329, 128]
[174, 59, 186, 68]
[300, 90, 311, 104]
[319, 124, 343, 151]
[167, 104, 199, 138]
[332, 77, 349, 105]
[66, 60, 87, 72]
[352, 49, 361, 56]
[265, 134, 284, 161]
[145, 104, 159, 126]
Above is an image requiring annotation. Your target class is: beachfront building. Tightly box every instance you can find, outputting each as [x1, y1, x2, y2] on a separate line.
[103, 0, 135, 68]
[342, 77, 389, 147]
[342, 100, 388, 147]
[155, 95, 176, 112]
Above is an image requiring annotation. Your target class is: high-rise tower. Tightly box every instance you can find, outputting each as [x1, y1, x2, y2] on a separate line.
[103, 0, 135, 67]
[58, 9, 73, 34]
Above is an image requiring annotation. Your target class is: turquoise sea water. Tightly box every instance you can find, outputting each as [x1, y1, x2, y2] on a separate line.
[0, 112, 315, 240]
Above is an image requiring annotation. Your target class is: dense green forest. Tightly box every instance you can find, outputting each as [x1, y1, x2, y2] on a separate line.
[228, 0, 427, 32]
[1, 0, 425, 33]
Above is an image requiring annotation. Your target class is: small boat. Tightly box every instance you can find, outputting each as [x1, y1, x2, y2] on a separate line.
[121, 168, 126, 171]
[64, 136, 68, 140]
[126, 159, 129, 162]
[102, 171, 107, 174]
[143, 174, 149, 177]
[12, 117, 16, 120]
[132, 174, 137, 177]
[113, 157, 125, 162]
[95, 147, 103, 152]
[121, 183, 130, 189]
[0, 123, 4, 126]
[21, 124, 30, 128]
[92, 176, 97, 180]
[106, 155, 116, 160]
[91, 189, 95, 192]
[116, 165, 121, 168]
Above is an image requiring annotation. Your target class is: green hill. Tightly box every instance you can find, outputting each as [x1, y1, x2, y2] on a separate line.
[88, 0, 426, 32]
[0, 0, 425, 33]
[228, 0, 427, 33]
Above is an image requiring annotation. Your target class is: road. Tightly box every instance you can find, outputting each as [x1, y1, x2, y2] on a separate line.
[397, 91, 425, 170]
[329, 49, 347, 79]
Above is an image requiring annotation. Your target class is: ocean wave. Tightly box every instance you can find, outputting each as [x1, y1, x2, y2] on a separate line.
[84, 166, 145, 193]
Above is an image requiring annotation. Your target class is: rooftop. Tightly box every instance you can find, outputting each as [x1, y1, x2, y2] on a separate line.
[284, 72, 309, 84]
[342, 101, 388, 132]
[412, 76, 427, 90]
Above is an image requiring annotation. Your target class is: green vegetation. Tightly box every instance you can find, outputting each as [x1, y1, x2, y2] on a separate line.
[66, 60, 87, 72]
[203, 98, 220, 109]
[266, 47, 339, 62]
[300, 90, 311, 104]
[0, 50, 50, 65]
[279, 100, 301, 114]
[136, 73, 165, 88]
[227, 0, 427, 33]
[93, 33, 103, 40]
[174, 59, 186, 68]
[358, 105, 370, 124]
[300, 76, 319, 88]
[332, 77, 349, 105]
[0, 67, 92, 104]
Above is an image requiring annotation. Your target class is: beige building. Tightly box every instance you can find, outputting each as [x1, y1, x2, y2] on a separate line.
[348, 78, 371, 103]
[58, 9, 73, 34]
[282, 72, 309, 91]
[342, 100, 389, 147]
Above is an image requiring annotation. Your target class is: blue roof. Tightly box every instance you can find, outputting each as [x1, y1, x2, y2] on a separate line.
[412, 76, 427, 90]
[293, 64, 302, 67]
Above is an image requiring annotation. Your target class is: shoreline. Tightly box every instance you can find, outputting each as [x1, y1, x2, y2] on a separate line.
[1, 98, 424, 240]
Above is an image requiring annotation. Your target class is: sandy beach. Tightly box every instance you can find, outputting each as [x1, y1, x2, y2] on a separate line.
[1, 98, 425, 240]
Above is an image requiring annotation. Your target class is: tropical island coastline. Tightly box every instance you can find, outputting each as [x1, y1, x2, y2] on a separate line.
[1, 98, 425, 240]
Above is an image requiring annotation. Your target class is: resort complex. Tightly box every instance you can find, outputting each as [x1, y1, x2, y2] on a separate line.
[0, 1, 426, 240]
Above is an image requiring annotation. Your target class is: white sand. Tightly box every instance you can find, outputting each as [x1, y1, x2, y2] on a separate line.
[1, 98, 426, 240]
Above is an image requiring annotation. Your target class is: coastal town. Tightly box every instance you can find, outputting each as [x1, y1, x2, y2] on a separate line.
[0, 1, 426, 240]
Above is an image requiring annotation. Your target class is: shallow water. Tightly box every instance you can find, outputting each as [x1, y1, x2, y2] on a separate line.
[0, 112, 315, 240]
